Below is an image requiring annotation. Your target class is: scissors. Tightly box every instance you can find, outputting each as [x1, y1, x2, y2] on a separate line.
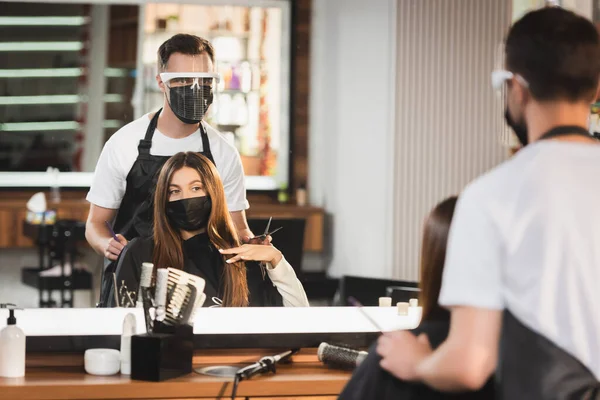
[254, 217, 283, 240]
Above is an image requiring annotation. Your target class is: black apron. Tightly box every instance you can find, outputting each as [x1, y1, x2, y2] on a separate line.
[498, 310, 600, 400]
[497, 125, 599, 399]
[98, 109, 216, 307]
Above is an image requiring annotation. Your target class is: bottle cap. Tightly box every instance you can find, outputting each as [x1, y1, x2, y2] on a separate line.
[0, 303, 20, 325]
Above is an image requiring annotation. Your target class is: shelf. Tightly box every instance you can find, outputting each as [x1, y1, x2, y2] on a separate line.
[22, 267, 92, 292]
[110, 17, 138, 27]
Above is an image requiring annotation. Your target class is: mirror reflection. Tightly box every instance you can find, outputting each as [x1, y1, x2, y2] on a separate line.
[0, 0, 331, 310]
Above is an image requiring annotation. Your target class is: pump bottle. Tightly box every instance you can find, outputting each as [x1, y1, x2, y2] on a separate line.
[0, 306, 25, 378]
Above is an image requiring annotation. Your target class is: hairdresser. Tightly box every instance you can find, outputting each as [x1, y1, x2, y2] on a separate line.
[84, 34, 266, 306]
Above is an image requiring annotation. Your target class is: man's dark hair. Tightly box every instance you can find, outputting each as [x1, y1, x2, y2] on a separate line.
[157, 34, 215, 71]
[506, 7, 600, 102]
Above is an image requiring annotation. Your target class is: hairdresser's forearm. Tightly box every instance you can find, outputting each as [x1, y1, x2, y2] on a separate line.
[86, 221, 112, 255]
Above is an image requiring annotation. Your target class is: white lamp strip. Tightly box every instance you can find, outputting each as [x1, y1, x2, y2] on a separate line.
[0, 42, 84, 52]
[0, 68, 130, 78]
[1, 120, 122, 131]
[0, 16, 89, 26]
[0, 94, 124, 105]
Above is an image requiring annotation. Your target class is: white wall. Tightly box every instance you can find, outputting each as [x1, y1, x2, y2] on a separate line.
[310, 0, 515, 281]
[309, 0, 397, 279]
[391, 0, 511, 281]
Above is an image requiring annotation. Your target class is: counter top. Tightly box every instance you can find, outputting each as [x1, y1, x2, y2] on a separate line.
[0, 349, 351, 400]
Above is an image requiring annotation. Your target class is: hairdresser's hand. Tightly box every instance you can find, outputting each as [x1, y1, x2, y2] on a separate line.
[219, 244, 282, 266]
[242, 234, 273, 245]
[104, 234, 127, 261]
[377, 331, 432, 382]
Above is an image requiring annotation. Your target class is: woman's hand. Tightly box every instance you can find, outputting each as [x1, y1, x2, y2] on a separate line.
[219, 244, 282, 266]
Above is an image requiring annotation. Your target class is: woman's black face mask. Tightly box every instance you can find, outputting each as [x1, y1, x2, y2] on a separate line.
[166, 196, 212, 232]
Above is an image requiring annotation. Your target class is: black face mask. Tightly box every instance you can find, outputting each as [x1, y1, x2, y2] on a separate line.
[504, 107, 528, 147]
[166, 196, 212, 232]
[168, 85, 213, 125]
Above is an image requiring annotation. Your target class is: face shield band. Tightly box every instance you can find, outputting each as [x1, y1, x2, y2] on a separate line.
[492, 42, 531, 148]
[160, 72, 221, 124]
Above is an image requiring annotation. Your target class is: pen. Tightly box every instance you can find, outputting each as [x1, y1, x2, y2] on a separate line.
[105, 220, 119, 241]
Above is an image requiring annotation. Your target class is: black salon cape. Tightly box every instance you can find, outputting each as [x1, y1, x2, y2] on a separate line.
[111, 232, 284, 308]
[338, 311, 496, 400]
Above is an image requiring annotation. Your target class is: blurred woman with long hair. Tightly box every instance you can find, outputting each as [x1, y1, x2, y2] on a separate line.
[114, 152, 309, 307]
[338, 196, 495, 399]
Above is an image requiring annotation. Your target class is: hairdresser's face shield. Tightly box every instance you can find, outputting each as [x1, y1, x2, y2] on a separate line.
[160, 72, 221, 124]
[491, 43, 530, 147]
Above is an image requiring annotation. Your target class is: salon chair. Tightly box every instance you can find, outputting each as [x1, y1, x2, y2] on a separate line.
[385, 285, 421, 304]
[334, 275, 419, 306]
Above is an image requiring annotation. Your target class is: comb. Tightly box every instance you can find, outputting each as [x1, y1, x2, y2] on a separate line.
[162, 268, 206, 326]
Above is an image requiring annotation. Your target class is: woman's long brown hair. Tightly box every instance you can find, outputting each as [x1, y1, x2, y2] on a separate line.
[152, 152, 249, 307]
[419, 196, 458, 321]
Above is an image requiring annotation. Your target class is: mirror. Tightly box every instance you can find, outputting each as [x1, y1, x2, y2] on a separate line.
[0, 0, 308, 310]
[0, 0, 291, 191]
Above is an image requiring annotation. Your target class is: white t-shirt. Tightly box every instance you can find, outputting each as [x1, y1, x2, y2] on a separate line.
[86, 113, 249, 212]
[439, 140, 600, 379]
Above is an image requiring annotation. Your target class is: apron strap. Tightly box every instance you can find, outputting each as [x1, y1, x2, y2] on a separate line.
[539, 125, 592, 141]
[200, 122, 216, 165]
[138, 109, 162, 156]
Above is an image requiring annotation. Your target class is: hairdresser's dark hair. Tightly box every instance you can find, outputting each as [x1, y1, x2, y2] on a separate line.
[506, 7, 600, 102]
[157, 33, 215, 71]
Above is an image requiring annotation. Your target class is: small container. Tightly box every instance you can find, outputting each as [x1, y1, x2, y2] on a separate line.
[296, 185, 307, 207]
[378, 297, 392, 307]
[0, 307, 25, 378]
[409, 298, 418, 307]
[397, 302, 409, 316]
[131, 324, 193, 382]
[84, 349, 120, 376]
[120, 313, 137, 375]
[278, 185, 289, 204]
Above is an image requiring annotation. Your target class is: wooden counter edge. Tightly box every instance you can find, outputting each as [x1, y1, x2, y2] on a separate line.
[0, 362, 351, 400]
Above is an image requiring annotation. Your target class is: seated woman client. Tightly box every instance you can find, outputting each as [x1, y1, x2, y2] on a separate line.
[114, 151, 309, 308]
[338, 196, 495, 399]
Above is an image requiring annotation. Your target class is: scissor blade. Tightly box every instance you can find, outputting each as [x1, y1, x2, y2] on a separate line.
[264, 217, 272, 236]
[267, 226, 283, 236]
